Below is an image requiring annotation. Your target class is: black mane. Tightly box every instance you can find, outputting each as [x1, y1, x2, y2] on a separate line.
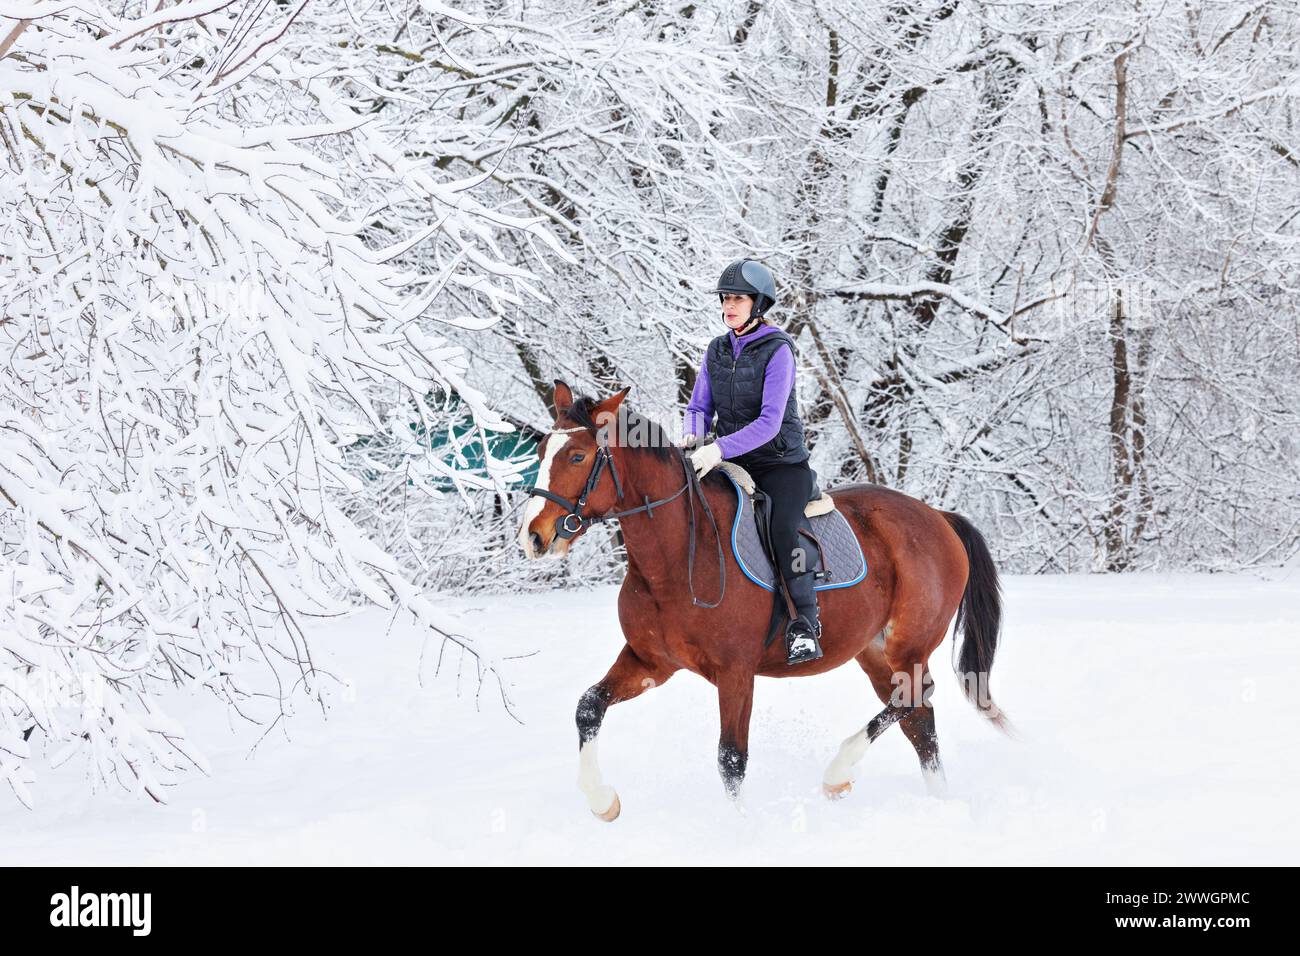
[563, 394, 678, 464]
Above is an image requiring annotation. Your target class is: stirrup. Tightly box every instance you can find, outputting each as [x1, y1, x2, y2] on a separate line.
[785, 617, 824, 665]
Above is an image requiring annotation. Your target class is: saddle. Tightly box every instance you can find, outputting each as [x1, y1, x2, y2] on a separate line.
[715, 462, 868, 647]
[718, 460, 836, 516]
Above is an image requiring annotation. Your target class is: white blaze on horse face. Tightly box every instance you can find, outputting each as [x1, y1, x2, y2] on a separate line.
[517, 426, 585, 558]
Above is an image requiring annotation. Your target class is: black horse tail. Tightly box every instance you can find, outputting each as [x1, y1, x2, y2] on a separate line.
[942, 511, 1015, 737]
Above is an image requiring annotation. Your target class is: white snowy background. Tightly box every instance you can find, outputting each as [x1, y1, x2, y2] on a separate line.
[2, 0, 1299, 862]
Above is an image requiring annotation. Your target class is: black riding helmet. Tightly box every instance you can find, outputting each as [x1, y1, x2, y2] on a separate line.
[715, 259, 777, 333]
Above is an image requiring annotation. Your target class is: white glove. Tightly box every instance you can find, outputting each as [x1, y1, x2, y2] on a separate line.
[680, 433, 701, 451]
[689, 441, 723, 479]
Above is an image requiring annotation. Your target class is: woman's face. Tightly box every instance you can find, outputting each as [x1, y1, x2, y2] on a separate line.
[721, 293, 754, 330]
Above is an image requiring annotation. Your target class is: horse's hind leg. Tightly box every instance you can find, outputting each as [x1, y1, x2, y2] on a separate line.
[822, 637, 946, 798]
[897, 670, 947, 797]
[822, 702, 907, 799]
[576, 643, 675, 822]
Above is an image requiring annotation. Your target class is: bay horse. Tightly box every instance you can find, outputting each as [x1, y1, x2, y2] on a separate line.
[517, 381, 1012, 821]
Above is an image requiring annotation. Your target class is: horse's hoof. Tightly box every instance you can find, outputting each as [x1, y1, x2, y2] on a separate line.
[592, 791, 621, 822]
[924, 771, 949, 799]
[823, 780, 852, 800]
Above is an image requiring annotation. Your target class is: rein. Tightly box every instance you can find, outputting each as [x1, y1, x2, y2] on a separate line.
[525, 429, 726, 609]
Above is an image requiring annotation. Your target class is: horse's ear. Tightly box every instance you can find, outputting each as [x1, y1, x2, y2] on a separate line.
[593, 385, 631, 429]
[552, 380, 573, 417]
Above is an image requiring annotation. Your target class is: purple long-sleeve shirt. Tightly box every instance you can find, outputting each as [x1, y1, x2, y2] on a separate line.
[683, 323, 795, 460]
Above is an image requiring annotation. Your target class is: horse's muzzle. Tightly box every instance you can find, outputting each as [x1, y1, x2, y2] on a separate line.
[519, 524, 571, 560]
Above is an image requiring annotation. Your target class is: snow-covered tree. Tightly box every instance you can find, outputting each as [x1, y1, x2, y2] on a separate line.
[457, 0, 1300, 574]
[0, 0, 570, 805]
[4, 0, 1297, 806]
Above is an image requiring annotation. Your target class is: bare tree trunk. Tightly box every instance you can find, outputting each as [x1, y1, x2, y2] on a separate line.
[1106, 288, 1134, 570]
[1084, 41, 1148, 571]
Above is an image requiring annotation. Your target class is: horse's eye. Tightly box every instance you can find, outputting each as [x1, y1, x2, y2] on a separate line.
[570, 453, 586, 464]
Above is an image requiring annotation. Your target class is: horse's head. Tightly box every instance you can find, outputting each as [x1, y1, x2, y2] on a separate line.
[517, 380, 632, 559]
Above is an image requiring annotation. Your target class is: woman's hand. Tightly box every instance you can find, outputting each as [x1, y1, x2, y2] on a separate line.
[680, 433, 700, 451]
[689, 441, 723, 479]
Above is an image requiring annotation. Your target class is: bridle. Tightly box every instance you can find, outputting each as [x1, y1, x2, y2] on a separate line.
[525, 426, 727, 608]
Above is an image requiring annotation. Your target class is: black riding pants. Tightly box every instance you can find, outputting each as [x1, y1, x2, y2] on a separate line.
[750, 460, 813, 584]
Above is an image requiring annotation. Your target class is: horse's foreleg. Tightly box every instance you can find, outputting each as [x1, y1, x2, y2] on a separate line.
[576, 644, 674, 822]
[716, 670, 755, 802]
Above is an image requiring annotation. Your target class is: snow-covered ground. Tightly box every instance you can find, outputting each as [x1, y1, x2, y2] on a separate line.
[4, 569, 1298, 865]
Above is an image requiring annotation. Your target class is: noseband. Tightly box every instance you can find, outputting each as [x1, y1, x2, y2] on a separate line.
[526, 427, 629, 539]
[524, 427, 726, 608]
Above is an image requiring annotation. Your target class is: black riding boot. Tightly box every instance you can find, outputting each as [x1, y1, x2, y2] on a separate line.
[783, 569, 823, 665]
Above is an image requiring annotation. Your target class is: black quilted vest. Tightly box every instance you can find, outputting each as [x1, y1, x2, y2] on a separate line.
[705, 327, 809, 471]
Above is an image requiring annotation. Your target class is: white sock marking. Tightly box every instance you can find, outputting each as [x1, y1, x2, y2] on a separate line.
[577, 739, 617, 814]
[823, 728, 871, 788]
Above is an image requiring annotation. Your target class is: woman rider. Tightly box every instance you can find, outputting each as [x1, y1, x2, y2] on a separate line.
[680, 259, 823, 665]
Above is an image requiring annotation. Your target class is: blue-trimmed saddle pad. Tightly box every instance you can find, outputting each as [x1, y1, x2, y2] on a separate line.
[719, 470, 867, 593]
